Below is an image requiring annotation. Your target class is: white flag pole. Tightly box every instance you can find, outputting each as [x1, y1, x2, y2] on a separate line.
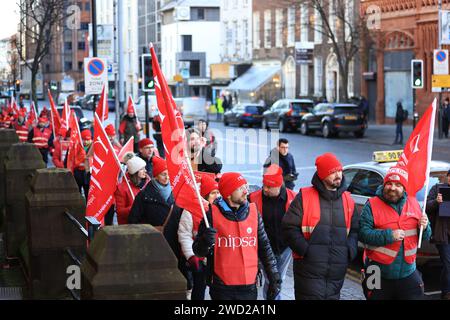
[418, 98, 437, 248]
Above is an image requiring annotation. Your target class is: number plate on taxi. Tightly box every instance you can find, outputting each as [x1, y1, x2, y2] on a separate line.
[372, 150, 404, 163]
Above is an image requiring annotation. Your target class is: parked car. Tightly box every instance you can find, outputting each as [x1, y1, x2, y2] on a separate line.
[78, 95, 94, 110]
[262, 99, 314, 132]
[56, 105, 85, 129]
[223, 103, 265, 128]
[300, 102, 365, 138]
[174, 97, 208, 128]
[343, 152, 450, 266]
[57, 92, 75, 105]
[135, 94, 159, 122]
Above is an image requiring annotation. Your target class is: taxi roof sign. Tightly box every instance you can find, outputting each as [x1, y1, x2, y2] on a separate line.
[372, 150, 404, 163]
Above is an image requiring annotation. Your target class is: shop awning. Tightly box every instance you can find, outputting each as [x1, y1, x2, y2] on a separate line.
[227, 65, 280, 92]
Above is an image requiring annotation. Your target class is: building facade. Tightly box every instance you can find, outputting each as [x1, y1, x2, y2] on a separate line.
[138, 0, 162, 63]
[160, 0, 221, 98]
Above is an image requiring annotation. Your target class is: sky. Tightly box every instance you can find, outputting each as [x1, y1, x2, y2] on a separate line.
[0, 1, 20, 40]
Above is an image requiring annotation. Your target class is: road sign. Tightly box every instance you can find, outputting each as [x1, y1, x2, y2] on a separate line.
[434, 50, 449, 75]
[84, 57, 108, 95]
[432, 74, 450, 88]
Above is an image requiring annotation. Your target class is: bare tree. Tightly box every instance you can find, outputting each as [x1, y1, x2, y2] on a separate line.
[7, 36, 20, 98]
[295, 0, 367, 102]
[16, 0, 66, 105]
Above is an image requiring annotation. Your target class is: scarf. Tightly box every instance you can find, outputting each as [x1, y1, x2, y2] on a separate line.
[152, 179, 173, 204]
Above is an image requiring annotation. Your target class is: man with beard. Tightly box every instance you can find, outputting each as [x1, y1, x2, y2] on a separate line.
[193, 172, 281, 300]
[282, 153, 359, 300]
[359, 166, 431, 300]
[187, 128, 222, 174]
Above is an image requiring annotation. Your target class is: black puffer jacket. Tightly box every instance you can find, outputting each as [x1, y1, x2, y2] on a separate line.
[193, 199, 280, 292]
[282, 173, 359, 300]
[426, 183, 450, 244]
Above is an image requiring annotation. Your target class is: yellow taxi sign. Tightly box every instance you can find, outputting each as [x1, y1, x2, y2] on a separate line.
[372, 150, 404, 163]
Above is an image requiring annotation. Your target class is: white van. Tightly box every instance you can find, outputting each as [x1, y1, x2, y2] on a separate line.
[174, 97, 208, 128]
[135, 94, 159, 122]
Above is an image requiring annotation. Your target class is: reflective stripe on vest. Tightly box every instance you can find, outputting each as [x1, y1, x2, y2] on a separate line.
[249, 189, 297, 215]
[365, 196, 421, 265]
[212, 203, 259, 286]
[32, 127, 52, 149]
[292, 186, 355, 260]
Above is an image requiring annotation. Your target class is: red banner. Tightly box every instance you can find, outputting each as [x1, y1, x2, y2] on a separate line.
[95, 85, 109, 122]
[66, 110, 85, 172]
[48, 90, 61, 137]
[86, 113, 121, 221]
[150, 45, 208, 221]
[117, 136, 134, 163]
[28, 102, 37, 126]
[397, 99, 437, 196]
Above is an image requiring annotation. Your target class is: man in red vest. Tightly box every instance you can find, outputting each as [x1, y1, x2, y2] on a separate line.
[282, 153, 359, 300]
[249, 164, 297, 299]
[193, 172, 281, 300]
[28, 116, 54, 165]
[52, 127, 71, 168]
[13, 110, 29, 142]
[359, 166, 431, 300]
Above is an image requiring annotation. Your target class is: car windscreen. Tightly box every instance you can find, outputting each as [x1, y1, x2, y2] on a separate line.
[291, 102, 313, 112]
[334, 106, 360, 115]
[57, 107, 84, 120]
[245, 105, 264, 114]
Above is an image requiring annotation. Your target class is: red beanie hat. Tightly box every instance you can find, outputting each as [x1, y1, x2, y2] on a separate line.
[152, 156, 167, 177]
[38, 116, 48, 123]
[384, 166, 408, 189]
[81, 129, 92, 141]
[105, 124, 115, 136]
[219, 172, 247, 199]
[315, 153, 343, 180]
[200, 175, 219, 198]
[263, 164, 284, 188]
[138, 138, 154, 149]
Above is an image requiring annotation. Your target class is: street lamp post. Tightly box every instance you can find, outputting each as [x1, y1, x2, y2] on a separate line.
[91, 0, 98, 115]
[438, 0, 443, 139]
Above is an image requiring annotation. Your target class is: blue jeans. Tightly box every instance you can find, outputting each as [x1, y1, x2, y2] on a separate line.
[436, 243, 450, 296]
[262, 247, 292, 300]
[395, 123, 403, 144]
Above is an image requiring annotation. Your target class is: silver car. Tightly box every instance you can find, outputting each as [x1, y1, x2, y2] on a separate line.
[343, 157, 450, 265]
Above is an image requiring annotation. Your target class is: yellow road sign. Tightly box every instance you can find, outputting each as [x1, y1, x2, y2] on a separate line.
[372, 150, 404, 163]
[432, 74, 450, 88]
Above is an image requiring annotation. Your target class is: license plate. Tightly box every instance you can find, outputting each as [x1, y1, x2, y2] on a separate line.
[345, 116, 357, 120]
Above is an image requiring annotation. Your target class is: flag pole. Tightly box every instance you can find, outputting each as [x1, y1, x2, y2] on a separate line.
[418, 98, 437, 248]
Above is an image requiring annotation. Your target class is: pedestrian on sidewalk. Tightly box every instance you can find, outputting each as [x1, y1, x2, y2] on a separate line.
[282, 153, 359, 300]
[425, 169, 450, 300]
[264, 138, 298, 190]
[152, 115, 165, 158]
[359, 166, 431, 300]
[119, 104, 141, 152]
[249, 164, 297, 300]
[193, 172, 281, 300]
[178, 174, 220, 300]
[393, 101, 406, 145]
[443, 98, 450, 138]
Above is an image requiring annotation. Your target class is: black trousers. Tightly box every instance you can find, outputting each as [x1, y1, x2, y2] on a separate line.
[190, 262, 207, 300]
[74, 169, 90, 199]
[363, 269, 425, 300]
[209, 284, 257, 300]
[104, 205, 115, 226]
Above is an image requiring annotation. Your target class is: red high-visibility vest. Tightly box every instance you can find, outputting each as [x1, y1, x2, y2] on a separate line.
[212, 203, 259, 286]
[365, 196, 421, 265]
[249, 188, 297, 215]
[32, 127, 52, 149]
[293, 186, 355, 260]
[14, 122, 29, 142]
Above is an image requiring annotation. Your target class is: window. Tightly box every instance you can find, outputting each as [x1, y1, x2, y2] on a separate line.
[243, 19, 249, 58]
[181, 35, 192, 51]
[344, 169, 384, 197]
[80, 23, 89, 31]
[314, 57, 323, 96]
[197, 8, 205, 20]
[224, 0, 228, 10]
[85, 2, 90, 11]
[287, 6, 295, 47]
[190, 60, 200, 76]
[65, 61, 73, 71]
[345, 0, 354, 42]
[253, 12, 260, 49]
[243, 0, 249, 8]
[264, 10, 271, 49]
[314, 8, 322, 44]
[329, 0, 336, 42]
[233, 20, 238, 54]
[233, 0, 238, 9]
[348, 60, 354, 98]
[64, 42, 72, 51]
[78, 61, 83, 70]
[300, 64, 308, 96]
[223, 22, 229, 57]
[275, 9, 283, 48]
[78, 42, 85, 50]
[300, 4, 308, 42]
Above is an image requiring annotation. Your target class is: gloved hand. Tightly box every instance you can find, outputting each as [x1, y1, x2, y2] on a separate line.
[201, 227, 217, 248]
[188, 256, 201, 271]
[267, 273, 282, 300]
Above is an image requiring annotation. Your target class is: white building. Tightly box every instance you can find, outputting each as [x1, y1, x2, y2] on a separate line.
[96, 0, 139, 100]
[220, 0, 252, 62]
[160, 0, 221, 98]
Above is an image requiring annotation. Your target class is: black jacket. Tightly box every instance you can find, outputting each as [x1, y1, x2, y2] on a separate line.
[128, 180, 174, 225]
[281, 173, 359, 300]
[193, 199, 279, 292]
[137, 152, 154, 178]
[426, 183, 450, 244]
[194, 148, 223, 174]
[264, 148, 298, 190]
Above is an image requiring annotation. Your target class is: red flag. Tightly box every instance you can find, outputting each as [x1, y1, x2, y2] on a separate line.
[66, 110, 85, 172]
[95, 85, 109, 122]
[61, 98, 70, 133]
[48, 90, 61, 137]
[117, 136, 134, 163]
[397, 99, 437, 196]
[28, 102, 38, 126]
[150, 44, 208, 221]
[127, 96, 142, 131]
[10, 97, 19, 115]
[86, 113, 121, 221]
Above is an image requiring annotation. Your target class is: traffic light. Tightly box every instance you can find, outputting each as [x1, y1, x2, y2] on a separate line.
[15, 80, 20, 92]
[141, 54, 154, 92]
[411, 59, 424, 89]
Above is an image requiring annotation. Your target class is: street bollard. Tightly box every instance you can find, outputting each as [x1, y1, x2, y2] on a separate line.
[0, 129, 19, 214]
[4, 143, 45, 257]
[25, 168, 86, 299]
[81, 225, 187, 300]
